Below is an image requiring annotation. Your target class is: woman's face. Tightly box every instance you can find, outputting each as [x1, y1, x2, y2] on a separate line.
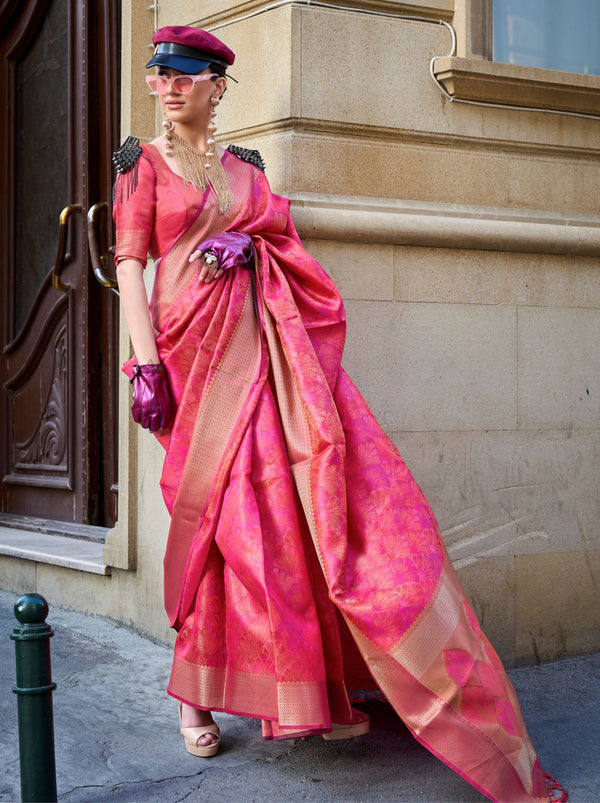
[157, 67, 226, 129]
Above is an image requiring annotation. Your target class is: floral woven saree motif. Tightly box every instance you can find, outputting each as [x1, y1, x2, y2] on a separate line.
[122, 149, 557, 802]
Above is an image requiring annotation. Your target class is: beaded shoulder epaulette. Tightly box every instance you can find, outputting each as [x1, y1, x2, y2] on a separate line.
[112, 136, 143, 173]
[227, 145, 266, 173]
[112, 136, 143, 203]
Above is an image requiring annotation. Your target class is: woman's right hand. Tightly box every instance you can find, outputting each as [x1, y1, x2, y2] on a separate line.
[116, 258, 170, 430]
[130, 363, 173, 431]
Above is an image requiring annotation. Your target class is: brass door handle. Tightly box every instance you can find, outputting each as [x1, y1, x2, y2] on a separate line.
[87, 202, 119, 294]
[52, 204, 82, 292]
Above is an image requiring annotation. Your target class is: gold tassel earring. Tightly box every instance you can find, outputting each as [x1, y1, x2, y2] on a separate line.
[204, 95, 219, 170]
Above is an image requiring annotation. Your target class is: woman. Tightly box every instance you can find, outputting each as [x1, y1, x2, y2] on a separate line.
[113, 25, 566, 802]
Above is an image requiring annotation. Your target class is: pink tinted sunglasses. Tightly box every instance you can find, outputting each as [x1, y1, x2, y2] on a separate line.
[146, 73, 218, 95]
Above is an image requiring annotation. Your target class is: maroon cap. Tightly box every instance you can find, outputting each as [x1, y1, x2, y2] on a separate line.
[146, 26, 235, 73]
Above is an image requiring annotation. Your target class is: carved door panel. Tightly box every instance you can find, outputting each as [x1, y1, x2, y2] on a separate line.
[0, 0, 120, 528]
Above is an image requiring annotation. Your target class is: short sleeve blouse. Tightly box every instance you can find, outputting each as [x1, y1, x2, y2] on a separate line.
[112, 143, 220, 266]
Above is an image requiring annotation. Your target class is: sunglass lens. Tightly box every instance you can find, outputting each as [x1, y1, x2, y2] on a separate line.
[172, 76, 194, 94]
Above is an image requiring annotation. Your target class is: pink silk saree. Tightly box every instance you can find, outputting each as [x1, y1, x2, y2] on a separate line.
[116, 144, 562, 803]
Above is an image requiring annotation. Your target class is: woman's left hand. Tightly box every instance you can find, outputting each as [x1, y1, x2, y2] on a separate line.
[190, 251, 224, 284]
[189, 231, 254, 284]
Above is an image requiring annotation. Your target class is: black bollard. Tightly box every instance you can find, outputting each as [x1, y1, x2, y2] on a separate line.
[11, 593, 58, 803]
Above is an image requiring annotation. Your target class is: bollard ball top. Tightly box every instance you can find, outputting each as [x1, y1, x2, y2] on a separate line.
[14, 593, 49, 624]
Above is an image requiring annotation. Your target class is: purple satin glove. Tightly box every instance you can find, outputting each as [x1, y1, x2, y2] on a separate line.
[197, 231, 254, 272]
[130, 363, 173, 432]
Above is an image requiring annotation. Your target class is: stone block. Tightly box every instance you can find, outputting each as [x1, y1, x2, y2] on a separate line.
[508, 156, 600, 215]
[515, 551, 600, 664]
[35, 565, 119, 620]
[518, 306, 600, 429]
[298, 8, 448, 131]
[303, 240, 394, 301]
[214, 7, 296, 134]
[136, 428, 171, 541]
[287, 134, 509, 205]
[120, 0, 156, 140]
[343, 300, 517, 431]
[392, 429, 600, 561]
[117, 565, 174, 645]
[395, 247, 600, 309]
[0, 557, 36, 597]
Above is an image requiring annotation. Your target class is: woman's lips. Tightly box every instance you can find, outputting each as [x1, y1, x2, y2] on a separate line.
[166, 101, 184, 109]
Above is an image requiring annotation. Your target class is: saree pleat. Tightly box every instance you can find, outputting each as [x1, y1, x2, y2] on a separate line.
[117, 147, 555, 801]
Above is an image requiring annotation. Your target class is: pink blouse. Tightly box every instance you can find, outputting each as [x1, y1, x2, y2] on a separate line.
[113, 143, 229, 265]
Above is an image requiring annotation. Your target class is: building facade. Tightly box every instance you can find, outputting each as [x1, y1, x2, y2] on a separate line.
[1, 0, 599, 666]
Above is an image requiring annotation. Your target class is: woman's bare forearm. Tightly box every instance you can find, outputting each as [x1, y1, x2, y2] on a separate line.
[116, 259, 160, 364]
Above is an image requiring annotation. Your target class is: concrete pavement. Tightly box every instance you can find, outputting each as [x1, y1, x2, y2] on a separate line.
[1, 587, 598, 802]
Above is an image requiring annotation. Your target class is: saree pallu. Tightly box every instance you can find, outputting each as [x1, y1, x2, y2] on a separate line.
[123, 150, 555, 802]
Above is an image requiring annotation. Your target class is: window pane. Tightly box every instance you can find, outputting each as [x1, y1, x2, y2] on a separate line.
[493, 0, 600, 76]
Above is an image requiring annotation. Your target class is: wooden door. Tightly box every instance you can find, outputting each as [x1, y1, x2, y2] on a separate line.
[0, 0, 120, 530]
